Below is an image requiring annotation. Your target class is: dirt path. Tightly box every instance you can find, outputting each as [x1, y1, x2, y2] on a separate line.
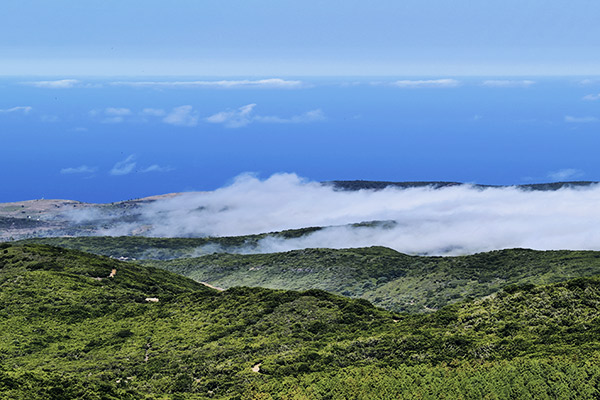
[200, 281, 225, 291]
[144, 344, 151, 362]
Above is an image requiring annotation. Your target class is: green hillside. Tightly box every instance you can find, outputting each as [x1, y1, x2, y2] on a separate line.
[143, 246, 600, 313]
[22, 236, 600, 313]
[3, 243, 600, 398]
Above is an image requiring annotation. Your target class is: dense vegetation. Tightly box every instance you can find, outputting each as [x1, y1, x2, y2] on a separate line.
[3, 243, 600, 398]
[143, 246, 600, 313]
[22, 236, 600, 313]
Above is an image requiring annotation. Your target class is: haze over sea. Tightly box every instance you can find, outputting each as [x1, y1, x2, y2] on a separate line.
[2, 76, 600, 203]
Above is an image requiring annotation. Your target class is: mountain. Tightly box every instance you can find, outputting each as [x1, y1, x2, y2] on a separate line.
[2, 243, 600, 398]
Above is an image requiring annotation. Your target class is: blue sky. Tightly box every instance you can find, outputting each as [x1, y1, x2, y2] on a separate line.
[2, 76, 600, 202]
[1, 2, 600, 202]
[1, 0, 600, 76]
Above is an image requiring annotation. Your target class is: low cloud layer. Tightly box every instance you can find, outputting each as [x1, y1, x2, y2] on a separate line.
[66, 173, 600, 256]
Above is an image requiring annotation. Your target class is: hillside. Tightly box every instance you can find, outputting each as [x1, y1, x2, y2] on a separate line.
[22, 237, 600, 312]
[142, 247, 600, 312]
[3, 243, 600, 398]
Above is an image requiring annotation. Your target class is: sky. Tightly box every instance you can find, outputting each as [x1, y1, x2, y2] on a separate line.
[1, 0, 600, 76]
[1, 1, 600, 203]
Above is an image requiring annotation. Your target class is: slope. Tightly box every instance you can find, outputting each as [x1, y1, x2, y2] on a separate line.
[3, 243, 600, 398]
[142, 246, 600, 312]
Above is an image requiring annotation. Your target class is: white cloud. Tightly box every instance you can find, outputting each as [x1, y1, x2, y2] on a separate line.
[110, 78, 304, 89]
[70, 173, 600, 256]
[141, 108, 166, 117]
[60, 165, 98, 174]
[255, 109, 325, 124]
[105, 107, 131, 116]
[163, 105, 199, 127]
[583, 94, 600, 101]
[110, 155, 136, 176]
[103, 117, 124, 123]
[391, 79, 460, 88]
[41, 115, 60, 122]
[547, 168, 584, 181]
[481, 80, 535, 88]
[25, 79, 82, 89]
[140, 164, 174, 173]
[565, 115, 598, 123]
[90, 107, 133, 123]
[206, 104, 256, 128]
[206, 104, 325, 128]
[0, 106, 32, 114]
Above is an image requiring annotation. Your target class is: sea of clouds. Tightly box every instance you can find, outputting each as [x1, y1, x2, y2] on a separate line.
[65, 173, 600, 256]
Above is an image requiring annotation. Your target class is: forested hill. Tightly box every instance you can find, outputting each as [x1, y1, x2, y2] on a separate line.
[21, 236, 600, 313]
[144, 246, 600, 313]
[2, 243, 600, 398]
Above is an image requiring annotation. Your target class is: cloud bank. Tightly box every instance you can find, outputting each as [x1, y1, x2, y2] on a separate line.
[67, 173, 600, 256]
